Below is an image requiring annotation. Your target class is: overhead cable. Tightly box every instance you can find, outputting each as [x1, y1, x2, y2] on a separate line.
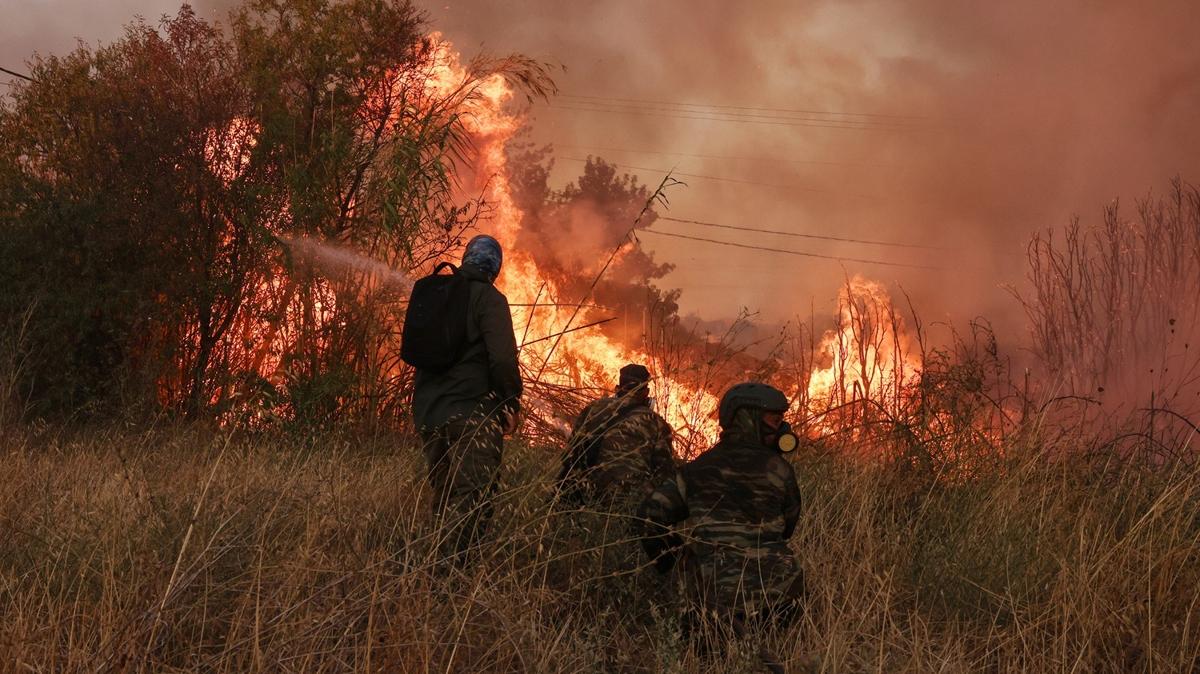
[557, 92, 930, 121]
[659, 216, 950, 251]
[546, 102, 926, 133]
[557, 156, 878, 198]
[640, 229, 937, 270]
[0, 66, 34, 82]
[551, 100, 924, 129]
[553, 97, 929, 130]
[553, 143, 892, 168]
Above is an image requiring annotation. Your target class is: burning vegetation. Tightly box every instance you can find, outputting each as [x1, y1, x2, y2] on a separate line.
[0, 5, 964, 458]
[5, 0, 1200, 460]
[1, 2, 1197, 466]
[1, 1, 1200, 670]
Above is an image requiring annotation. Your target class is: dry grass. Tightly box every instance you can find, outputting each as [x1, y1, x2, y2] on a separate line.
[1, 420, 1197, 673]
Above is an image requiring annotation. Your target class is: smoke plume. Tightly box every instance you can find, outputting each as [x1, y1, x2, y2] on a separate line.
[6, 0, 1199, 350]
[418, 0, 1200, 338]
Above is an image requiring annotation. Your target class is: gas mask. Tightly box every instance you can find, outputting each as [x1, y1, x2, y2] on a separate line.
[774, 420, 799, 453]
[760, 413, 799, 453]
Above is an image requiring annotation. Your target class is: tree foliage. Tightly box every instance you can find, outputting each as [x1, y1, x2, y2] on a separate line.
[0, 0, 554, 423]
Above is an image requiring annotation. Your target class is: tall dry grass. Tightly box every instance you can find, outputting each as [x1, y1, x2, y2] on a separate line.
[1, 418, 1197, 673]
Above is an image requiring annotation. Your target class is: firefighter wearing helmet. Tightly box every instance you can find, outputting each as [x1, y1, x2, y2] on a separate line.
[637, 382, 806, 633]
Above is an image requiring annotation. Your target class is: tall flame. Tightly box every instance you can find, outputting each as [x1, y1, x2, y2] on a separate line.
[198, 37, 929, 454]
[426, 39, 721, 452]
[803, 276, 922, 428]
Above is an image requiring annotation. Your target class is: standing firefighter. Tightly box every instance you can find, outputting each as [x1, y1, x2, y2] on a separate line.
[559, 363, 677, 511]
[403, 234, 522, 561]
[638, 382, 805, 637]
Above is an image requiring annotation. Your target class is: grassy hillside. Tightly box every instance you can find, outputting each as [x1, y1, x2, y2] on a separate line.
[1, 424, 1197, 672]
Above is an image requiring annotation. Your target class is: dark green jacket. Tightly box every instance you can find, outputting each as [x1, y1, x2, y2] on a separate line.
[412, 262, 522, 430]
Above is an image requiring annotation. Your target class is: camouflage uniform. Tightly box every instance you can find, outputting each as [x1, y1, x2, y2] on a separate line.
[561, 394, 677, 510]
[421, 405, 505, 559]
[638, 406, 804, 623]
[555, 390, 678, 615]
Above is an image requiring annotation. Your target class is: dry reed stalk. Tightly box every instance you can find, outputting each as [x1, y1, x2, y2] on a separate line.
[139, 432, 234, 673]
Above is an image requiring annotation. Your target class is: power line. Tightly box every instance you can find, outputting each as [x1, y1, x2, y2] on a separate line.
[544, 103, 927, 133]
[558, 92, 929, 121]
[553, 143, 893, 168]
[659, 216, 950, 251]
[640, 229, 937, 270]
[557, 156, 878, 198]
[551, 98, 927, 130]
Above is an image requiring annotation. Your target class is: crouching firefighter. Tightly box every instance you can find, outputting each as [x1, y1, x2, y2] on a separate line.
[402, 234, 522, 562]
[557, 363, 677, 586]
[637, 382, 805, 638]
[558, 363, 677, 511]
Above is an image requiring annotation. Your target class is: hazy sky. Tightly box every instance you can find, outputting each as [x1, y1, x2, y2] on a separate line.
[5, 0, 1199, 335]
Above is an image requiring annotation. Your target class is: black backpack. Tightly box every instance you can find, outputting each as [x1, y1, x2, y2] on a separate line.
[401, 262, 472, 371]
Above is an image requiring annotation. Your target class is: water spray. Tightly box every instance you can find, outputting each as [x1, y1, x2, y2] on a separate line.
[280, 237, 413, 290]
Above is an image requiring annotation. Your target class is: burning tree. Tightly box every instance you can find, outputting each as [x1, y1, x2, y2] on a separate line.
[0, 1, 553, 423]
[0, 0, 718, 442]
[0, 0, 1022, 467]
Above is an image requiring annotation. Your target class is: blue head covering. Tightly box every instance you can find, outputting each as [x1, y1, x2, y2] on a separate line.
[462, 234, 503, 282]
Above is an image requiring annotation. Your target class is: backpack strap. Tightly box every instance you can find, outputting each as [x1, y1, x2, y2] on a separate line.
[559, 401, 639, 488]
[583, 402, 643, 468]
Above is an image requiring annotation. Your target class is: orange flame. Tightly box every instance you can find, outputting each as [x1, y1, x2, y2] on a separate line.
[425, 38, 721, 452]
[802, 276, 921, 430]
[197, 38, 934, 454]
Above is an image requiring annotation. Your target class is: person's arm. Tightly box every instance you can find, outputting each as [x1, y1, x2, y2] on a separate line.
[558, 404, 594, 486]
[643, 417, 678, 487]
[637, 474, 689, 573]
[478, 287, 522, 418]
[780, 460, 802, 540]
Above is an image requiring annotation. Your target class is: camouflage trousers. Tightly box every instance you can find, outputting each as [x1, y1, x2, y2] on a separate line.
[420, 411, 504, 561]
[682, 543, 806, 629]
